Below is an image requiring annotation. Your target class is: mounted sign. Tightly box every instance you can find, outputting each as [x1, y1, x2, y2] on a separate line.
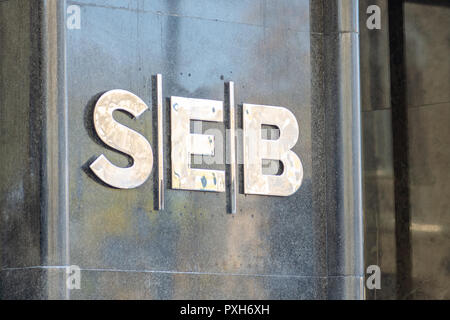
[171, 96, 226, 193]
[89, 75, 303, 213]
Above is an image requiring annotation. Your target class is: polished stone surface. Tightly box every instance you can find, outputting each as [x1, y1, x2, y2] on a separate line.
[68, 270, 328, 300]
[361, 109, 396, 300]
[407, 103, 450, 299]
[403, 1, 450, 299]
[0, 0, 364, 299]
[320, 31, 363, 279]
[0, 268, 66, 300]
[360, 0, 450, 300]
[404, 2, 450, 108]
[359, 0, 390, 111]
[0, 0, 42, 269]
[67, 0, 317, 277]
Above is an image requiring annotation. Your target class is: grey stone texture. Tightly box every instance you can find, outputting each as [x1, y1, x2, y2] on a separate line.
[0, 0, 364, 299]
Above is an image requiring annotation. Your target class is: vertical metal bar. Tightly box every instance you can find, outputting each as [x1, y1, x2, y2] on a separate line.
[157, 74, 164, 210]
[227, 81, 237, 214]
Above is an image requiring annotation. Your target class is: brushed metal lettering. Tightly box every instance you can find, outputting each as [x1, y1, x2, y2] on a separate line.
[243, 104, 303, 196]
[90, 90, 153, 189]
[171, 96, 225, 192]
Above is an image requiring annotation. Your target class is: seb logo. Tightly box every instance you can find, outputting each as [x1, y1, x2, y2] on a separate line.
[89, 75, 303, 212]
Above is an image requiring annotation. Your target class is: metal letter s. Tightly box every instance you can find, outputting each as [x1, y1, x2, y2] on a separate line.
[90, 90, 153, 189]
